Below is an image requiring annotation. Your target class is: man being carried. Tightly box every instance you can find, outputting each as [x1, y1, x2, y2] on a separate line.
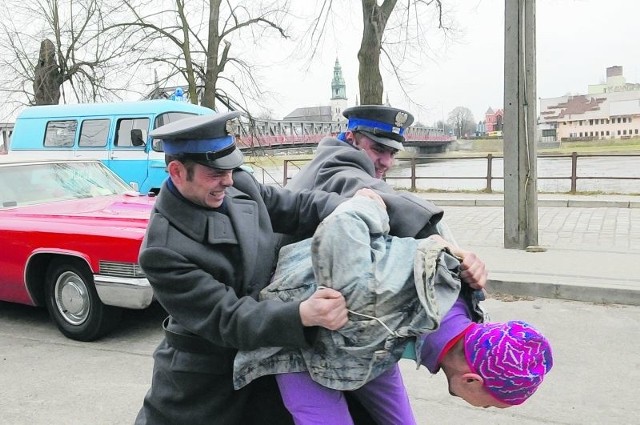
[235, 196, 553, 424]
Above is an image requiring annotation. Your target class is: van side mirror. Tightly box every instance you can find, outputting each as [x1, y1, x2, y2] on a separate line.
[152, 139, 163, 151]
[131, 129, 146, 147]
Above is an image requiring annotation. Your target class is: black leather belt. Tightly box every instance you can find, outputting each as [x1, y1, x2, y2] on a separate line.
[162, 317, 219, 354]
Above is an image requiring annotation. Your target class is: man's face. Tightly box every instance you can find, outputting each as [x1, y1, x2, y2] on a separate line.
[351, 132, 398, 179]
[171, 161, 233, 209]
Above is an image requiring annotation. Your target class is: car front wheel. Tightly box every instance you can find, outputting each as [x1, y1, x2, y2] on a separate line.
[44, 258, 122, 341]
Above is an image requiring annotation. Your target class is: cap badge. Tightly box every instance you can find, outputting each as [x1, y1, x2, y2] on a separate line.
[225, 118, 240, 135]
[394, 112, 409, 128]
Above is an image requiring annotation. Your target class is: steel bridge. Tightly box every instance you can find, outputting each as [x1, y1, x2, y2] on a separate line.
[235, 117, 453, 153]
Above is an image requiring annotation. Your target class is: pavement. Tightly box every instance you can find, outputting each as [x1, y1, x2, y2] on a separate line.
[1, 191, 639, 425]
[409, 191, 640, 306]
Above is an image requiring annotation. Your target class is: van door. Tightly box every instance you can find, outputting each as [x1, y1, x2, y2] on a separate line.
[107, 117, 150, 190]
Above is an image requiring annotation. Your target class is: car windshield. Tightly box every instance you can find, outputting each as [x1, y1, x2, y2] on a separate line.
[0, 161, 133, 208]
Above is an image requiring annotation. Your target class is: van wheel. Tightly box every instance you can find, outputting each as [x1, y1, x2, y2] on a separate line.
[44, 258, 122, 341]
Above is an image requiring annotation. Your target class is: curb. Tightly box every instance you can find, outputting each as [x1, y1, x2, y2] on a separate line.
[488, 278, 640, 306]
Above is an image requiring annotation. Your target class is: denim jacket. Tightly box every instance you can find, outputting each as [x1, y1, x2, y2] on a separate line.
[233, 197, 463, 391]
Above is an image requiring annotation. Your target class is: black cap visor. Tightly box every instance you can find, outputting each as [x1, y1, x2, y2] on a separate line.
[358, 130, 404, 151]
[183, 146, 244, 170]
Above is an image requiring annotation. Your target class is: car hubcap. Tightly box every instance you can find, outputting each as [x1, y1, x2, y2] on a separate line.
[54, 271, 90, 325]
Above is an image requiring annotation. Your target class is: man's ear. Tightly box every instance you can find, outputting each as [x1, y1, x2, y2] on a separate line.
[167, 161, 185, 182]
[345, 131, 358, 145]
[461, 372, 484, 388]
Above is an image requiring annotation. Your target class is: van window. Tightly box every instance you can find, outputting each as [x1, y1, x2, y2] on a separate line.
[44, 120, 77, 147]
[155, 112, 197, 128]
[115, 118, 150, 147]
[79, 119, 110, 147]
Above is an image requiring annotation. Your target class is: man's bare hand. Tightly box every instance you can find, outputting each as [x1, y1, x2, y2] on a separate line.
[299, 287, 348, 330]
[455, 250, 488, 290]
[354, 188, 386, 210]
[428, 235, 488, 290]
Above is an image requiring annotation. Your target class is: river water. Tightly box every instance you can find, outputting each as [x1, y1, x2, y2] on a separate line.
[253, 155, 640, 194]
[385, 155, 640, 194]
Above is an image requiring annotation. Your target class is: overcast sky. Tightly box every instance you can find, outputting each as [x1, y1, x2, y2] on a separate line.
[252, 0, 640, 125]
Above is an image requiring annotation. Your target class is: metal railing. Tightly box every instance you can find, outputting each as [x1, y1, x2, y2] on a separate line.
[282, 152, 640, 194]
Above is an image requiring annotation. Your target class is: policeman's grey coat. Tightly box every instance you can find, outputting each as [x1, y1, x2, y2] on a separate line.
[285, 137, 444, 238]
[233, 197, 461, 391]
[135, 169, 343, 425]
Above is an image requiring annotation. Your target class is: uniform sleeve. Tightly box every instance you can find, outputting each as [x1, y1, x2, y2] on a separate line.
[139, 218, 309, 351]
[231, 169, 346, 238]
[311, 151, 444, 238]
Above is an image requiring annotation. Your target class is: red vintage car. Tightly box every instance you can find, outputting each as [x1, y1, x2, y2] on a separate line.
[0, 158, 157, 341]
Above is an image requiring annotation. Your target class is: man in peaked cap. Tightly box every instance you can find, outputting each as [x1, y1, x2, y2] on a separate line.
[134, 111, 384, 425]
[336, 105, 414, 178]
[341, 104, 414, 152]
[156, 111, 244, 172]
[286, 104, 453, 239]
[280, 104, 489, 423]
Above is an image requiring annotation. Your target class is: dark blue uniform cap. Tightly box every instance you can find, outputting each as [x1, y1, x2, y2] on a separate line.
[149, 111, 244, 170]
[342, 105, 414, 151]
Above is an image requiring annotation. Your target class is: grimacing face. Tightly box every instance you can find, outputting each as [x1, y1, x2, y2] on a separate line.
[352, 132, 398, 178]
[174, 161, 233, 209]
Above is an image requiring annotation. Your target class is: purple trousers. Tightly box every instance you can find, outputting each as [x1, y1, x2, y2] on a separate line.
[275, 364, 417, 425]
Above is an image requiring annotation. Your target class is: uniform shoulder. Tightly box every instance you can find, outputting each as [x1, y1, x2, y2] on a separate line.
[232, 166, 258, 183]
[141, 213, 171, 250]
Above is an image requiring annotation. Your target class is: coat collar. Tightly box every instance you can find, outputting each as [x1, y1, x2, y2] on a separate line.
[154, 181, 259, 288]
[225, 188, 259, 281]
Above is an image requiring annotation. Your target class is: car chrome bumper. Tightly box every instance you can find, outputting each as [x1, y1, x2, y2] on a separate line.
[93, 275, 154, 309]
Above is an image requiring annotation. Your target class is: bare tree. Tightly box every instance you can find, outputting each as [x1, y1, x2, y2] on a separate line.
[0, 0, 142, 109]
[434, 119, 452, 135]
[0, 0, 292, 115]
[302, 0, 453, 105]
[116, 0, 291, 112]
[447, 106, 475, 138]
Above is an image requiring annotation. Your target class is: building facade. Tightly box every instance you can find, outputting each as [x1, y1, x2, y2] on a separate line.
[476, 107, 503, 137]
[539, 66, 640, 141]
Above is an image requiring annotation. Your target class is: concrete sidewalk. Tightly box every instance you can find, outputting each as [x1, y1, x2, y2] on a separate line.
[410, 191, 640, 306]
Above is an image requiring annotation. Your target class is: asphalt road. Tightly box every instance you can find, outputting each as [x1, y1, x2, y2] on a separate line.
[1, 296, 638, 425]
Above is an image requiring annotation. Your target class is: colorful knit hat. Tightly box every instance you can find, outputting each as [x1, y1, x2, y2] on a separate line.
[464, 321, 553, 405]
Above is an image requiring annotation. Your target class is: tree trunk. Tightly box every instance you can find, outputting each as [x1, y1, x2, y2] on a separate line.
[358, 0, 397, 105]
[33, 39, 63, 105]
[175, 0, 198, 105]
[202, 0, 222, 110]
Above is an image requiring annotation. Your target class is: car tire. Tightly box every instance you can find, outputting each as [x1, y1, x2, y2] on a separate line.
[44, 258, 122, 341]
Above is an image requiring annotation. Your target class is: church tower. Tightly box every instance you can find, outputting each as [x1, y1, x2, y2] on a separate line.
[330, 58, 348, 121]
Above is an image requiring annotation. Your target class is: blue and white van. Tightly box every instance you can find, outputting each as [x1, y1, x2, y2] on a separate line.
[8, 99, 214, 193]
